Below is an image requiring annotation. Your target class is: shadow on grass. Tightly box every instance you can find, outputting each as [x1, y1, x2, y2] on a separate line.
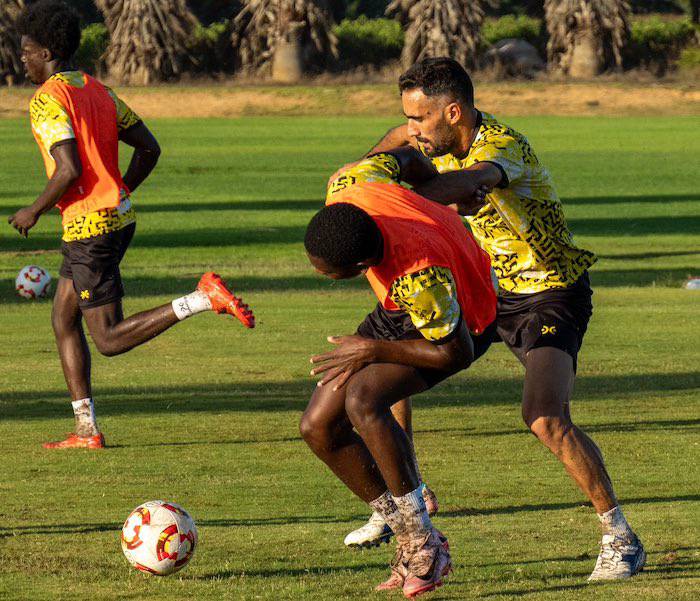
[1, 371, 698, 421]
[562, 194, 700, 206]
[441, 494, 700, 519]
[2, 214, 698, 255]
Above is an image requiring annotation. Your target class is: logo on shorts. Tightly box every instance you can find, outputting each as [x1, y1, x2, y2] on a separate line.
[80, 290, 90, 300]
[541, 325, 557, 335]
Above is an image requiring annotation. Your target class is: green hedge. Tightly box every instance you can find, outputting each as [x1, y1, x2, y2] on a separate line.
[334, 16, 404, 66]
[74, 23, 108, 74]
[189, 21, 229, 72]
[628, 17, 698, 70]
[483, 15, 543, 47]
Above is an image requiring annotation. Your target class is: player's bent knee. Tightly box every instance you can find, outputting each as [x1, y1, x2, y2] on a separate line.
[527, 415, 571, 450]
[91, 335, 122, 358]
[299, 411, 334, 455]
[344, 383, 380, 429]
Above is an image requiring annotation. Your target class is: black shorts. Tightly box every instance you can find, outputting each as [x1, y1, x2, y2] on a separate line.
[59, 223, 135, 309]
[356, 303, 495, 388]
[493, 272, 593, 371]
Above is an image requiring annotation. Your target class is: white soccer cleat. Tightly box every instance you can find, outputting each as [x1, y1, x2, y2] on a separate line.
[588, 533, 646, 581]
[344, 511, 393, 548]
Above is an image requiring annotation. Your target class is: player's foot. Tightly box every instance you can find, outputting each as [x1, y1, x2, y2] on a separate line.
[421, 483, 439, 516]
[197, 272, 255, 328]
[344, 511, 393, 548]
[42, 432, 105, 449]
[588, 533, 646, 581]
[402, 529, 452, 598]
[376, 532, 449, 592]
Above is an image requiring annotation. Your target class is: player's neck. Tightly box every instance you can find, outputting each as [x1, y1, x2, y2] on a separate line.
[42, 60, 74, 82]
[451, 108, 480, 159]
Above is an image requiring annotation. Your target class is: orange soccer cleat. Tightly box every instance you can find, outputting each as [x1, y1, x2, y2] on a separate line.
[197, 272, 255, 329]
[42, 432, 105, 449]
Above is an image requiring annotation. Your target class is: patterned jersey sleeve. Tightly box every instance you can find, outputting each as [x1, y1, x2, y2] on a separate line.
[389, 266, 462, 342]
[327, 153, 401, 200]
[469, 131, 528, 187]
[30, 92, 75, 154]
[106, 87, 142, 131]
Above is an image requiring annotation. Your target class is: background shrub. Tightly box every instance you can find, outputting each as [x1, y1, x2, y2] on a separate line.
[334, 16, 404, 67]
[74, 23, 109, 75]
[628, 16, 697, 72]
[483, 15, 543, 48]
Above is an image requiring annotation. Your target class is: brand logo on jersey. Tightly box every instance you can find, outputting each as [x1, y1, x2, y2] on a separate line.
[80, 290, 90, 300]
[541, 325, 557, 335]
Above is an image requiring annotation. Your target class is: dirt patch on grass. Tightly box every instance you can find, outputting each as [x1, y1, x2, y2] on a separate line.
[1, 82, 697, 118]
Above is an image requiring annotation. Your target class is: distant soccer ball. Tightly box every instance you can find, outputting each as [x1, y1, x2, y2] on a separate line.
[15, 265, 51, 299]
[121, 500, 198, 576]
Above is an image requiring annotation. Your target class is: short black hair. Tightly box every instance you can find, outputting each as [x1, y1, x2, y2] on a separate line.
[399, 57, 474, 106]
[305, 203, 382, 268]
[17, 0, 81, 61]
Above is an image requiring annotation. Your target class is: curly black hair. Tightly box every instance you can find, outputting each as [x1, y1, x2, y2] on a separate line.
[17, 0, 81, 61]
[399, 57, 474, 106]
[304, 203, 383, 268]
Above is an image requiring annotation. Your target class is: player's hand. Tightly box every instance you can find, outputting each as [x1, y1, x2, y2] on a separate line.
[328, 161, 361, 187]
[8, 207, 39, 237]
[447, 185, 491, 216]
[310, 335, 376, 391]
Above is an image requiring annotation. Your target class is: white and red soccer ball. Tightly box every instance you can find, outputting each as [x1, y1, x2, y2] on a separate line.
[121, 500, 198, 576]
[15, 265, 51, 299]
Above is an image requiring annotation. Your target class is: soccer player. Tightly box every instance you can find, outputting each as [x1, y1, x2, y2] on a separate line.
[337, 57, 645, 581]
[8, 1, 254, 449]
[301, 152, 497, 596]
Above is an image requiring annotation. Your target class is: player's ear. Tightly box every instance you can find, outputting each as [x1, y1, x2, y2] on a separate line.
[444, 102, 461, 125]
[39, 46, 52, 63]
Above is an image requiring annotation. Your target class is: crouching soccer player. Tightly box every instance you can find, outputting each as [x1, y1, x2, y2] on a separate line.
[300, 153, 496, 597]
[8, 1, 254, 449]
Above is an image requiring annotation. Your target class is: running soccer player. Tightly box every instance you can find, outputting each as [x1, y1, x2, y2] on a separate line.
[301, 153, 497, 596]
[337, 57, 645, 581]
[8, 1, 254, 449]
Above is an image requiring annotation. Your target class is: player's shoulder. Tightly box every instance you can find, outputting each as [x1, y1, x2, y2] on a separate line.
[475, 111, 523, 146]
[327, 154, 401, 198]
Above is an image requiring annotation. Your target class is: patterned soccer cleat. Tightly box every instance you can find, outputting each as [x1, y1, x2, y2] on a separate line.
[376, 531, 449, 592]
[344, 511, 393, 548]
[588, 533, 646, 581]
[402, 529, 452, 598]
[42, 432, 105, 449]
[197, 272, 255, 328]
[421, 483, 439, 516]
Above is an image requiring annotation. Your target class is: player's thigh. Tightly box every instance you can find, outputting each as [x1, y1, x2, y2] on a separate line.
[522, 346, 575, 424]
[81, 299, 124, 341]
[52, 277, 81, 331]
[344, 363, 430, 419]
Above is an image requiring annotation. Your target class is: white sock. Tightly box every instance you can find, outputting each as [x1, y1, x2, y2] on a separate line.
[71, 398, 99, 435]
[172, 290, 212, 321]
[598, 505, 634, 539]
[393, 485, 432, 539]
[369, 490, 407, 538]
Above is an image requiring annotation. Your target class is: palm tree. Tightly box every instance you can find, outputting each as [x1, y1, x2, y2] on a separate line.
[96, 0, 198, 85]
[0, 0, 24, 86]
[386, 0, 486, 70]
[545, 0, 630, 78]
[230, 0, 338, 81]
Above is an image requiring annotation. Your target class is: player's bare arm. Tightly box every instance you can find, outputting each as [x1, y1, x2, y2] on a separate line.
[119, 121, 161, 193]
[8, 141, 81, 237]
[310, 320, 474, 390]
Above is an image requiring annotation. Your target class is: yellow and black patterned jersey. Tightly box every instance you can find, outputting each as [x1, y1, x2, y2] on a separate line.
[389, 266, 461, 342]
[429, 112, 596, 294]
[30, 71, 141, 155]
[327, 153, 403, 199]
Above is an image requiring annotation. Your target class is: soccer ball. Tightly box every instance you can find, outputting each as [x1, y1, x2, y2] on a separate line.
[15, 265, 51, 299]
[121, 500, 198, 576]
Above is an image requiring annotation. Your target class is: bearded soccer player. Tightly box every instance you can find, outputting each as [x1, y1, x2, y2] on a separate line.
[301, 153, 497, 597]
[337, 58, 645, 581]
[8, 1, 254, 449]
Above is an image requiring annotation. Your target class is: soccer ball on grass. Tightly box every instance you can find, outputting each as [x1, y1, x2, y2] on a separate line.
[121, 500, 197, 575]
[15, 265, 51, 299]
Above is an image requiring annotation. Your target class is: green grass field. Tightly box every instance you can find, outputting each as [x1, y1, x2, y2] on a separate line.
[0, 115, 698, 600]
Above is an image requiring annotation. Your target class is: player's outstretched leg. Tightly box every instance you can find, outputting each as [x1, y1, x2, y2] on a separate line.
[522, 347, 645, 580]
[345, 397, 439, 549]
[45, 273, 253, 449]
